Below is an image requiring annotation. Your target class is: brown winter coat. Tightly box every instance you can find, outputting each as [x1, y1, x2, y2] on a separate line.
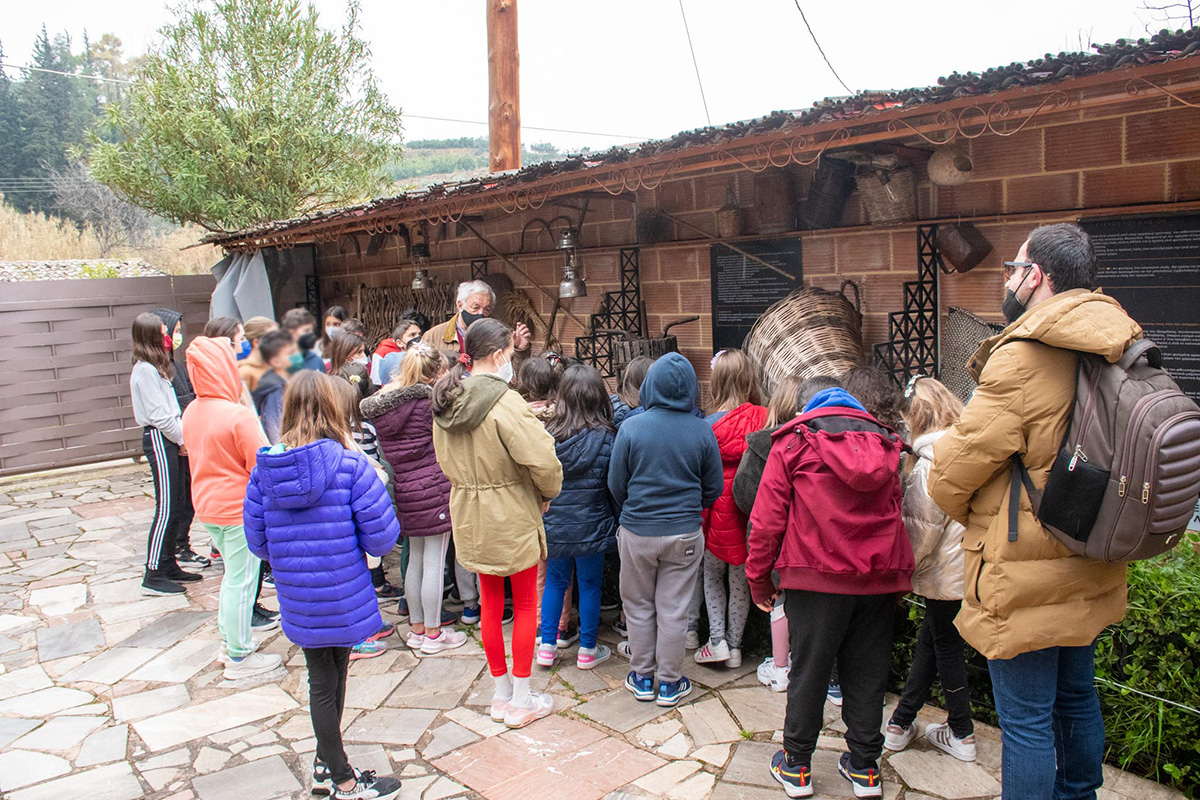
[432, 374, 562, 577]
[422, 313, 531, 364]
[929, 289, 1141, 660]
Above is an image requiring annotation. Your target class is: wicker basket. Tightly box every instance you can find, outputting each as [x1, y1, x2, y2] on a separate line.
[940, 306, 1004, 403]
[743, 281, 865, 395]
[856, 167, 917, 225]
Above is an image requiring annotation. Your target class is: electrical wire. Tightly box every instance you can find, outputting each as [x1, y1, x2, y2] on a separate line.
[1, 62, 650, 142]
[677, 0, 711, 126]
[791, 1, 854, 95]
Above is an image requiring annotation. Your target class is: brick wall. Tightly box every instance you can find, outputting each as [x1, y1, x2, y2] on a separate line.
[313, 93, 1200, 398]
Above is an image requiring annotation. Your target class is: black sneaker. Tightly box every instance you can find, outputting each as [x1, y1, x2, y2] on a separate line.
[332, 769, 401, 800]
[251, 604, 281, 631]
[141, 571, 185, 596]
[770, 749, 813, 798]
[501, 607, 514, 625]
[612, 616, 628, 636]
[837, 753, 883, 798]
[163, 563, 203, 583]
[313, 758, 332, 796]
[375, 581, 402, 599]
[176, 547, 211, 568]
[556, 623, 579, 649]
[262, 566, 275, 588]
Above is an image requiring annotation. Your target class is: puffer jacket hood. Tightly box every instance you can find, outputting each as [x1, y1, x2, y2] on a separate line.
[252, 439, 344, 509]
[543, 427, 618, 560]
[904, 430, 965, 601]
[434, 374, 510, 433]
[185, 337, 242, 404]
[703, 402, 769, 565]
[639, 352, 697, 413]
[970, 289, 1142, 379]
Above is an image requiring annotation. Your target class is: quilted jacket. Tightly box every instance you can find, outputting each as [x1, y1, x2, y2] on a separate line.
[703, 402, 768, 565]
[244, 438, 401, 648]
[361, 383, 451, 538]
[543, 427, 618, 560]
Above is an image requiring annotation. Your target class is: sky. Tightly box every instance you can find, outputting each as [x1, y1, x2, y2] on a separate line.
[0, 0, 1177, 153]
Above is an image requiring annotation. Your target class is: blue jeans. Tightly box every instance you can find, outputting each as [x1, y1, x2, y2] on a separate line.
[540, 552, 605, 649]
[988, 643, 1105, 800]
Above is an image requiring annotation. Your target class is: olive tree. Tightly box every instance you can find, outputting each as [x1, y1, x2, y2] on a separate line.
[89, 0, 402, 232]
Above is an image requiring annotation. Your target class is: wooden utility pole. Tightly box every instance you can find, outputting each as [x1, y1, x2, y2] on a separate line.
[487, 0, 520, 172]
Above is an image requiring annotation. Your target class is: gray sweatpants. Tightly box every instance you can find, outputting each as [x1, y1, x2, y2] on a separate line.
[618, 526, 704, 684]
[405, 532, 451, 629]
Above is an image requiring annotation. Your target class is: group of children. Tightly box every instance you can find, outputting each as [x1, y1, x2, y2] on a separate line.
[130, 297, 977, 800]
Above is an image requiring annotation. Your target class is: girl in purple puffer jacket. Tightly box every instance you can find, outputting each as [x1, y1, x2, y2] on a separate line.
[244, 370, 402, 800]
[361, 345, 468, 656]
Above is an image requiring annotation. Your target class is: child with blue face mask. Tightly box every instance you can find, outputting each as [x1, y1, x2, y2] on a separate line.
[252, 329, 302, 445]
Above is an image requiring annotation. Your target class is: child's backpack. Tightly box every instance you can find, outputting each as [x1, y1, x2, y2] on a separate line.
[1010, 339, 1200, 562]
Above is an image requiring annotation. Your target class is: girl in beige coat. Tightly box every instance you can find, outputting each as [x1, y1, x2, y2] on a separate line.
[432, 319, 563, 730]
[884, 377, 976, 762]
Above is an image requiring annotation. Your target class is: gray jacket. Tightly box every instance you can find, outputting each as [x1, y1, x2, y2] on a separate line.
[130, 361, 184, 444]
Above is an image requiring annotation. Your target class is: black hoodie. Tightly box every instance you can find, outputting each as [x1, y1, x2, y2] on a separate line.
[151, 308, 196, 411]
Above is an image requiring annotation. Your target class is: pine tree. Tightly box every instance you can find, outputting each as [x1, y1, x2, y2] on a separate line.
[0, 44, 24, 196]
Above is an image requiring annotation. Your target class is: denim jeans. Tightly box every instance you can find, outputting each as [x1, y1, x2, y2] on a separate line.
[540, 552, 605, 649]
[988, 642, 1104, 800]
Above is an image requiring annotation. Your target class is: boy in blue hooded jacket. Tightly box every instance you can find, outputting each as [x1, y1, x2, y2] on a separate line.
[608, 352, 723, 707]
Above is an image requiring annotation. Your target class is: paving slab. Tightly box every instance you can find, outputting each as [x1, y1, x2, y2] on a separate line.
[679, 696, 743, 745]
[345, 671, 409, 709]
[421, 721, 479, 760]
[112, 684, 190, 721]
[35, 618, 104, 661]
[574, 686, 702, 733]
[344, 707, 440, 746]
[0, 749, 72, 791]
[0, 717, 42, 749]
[12, 715, 106, 753]
[721, 686, 787, 733]
[722, 740, 782, 788]
[889, 748, 1001, 798]
[28, 583, 87, 616]
[0, 663, 53, 699]
[127, 638, 216, 683]
[60, 647, 160, 684]
[191, 754, 301, 800]
[75, 724, 129, 767]
[385, 656, 482, 709]
[131, 685, 299, 751]
[0, 686, 94, 716]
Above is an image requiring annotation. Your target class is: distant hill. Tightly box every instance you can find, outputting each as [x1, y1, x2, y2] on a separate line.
[387, 138, 585, 190]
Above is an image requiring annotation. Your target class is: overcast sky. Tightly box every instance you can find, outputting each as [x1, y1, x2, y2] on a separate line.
[1, 0, 1171, 152]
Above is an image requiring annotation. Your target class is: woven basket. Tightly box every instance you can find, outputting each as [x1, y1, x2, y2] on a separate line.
[743, 281, 865, 395]
[856, 167, 917, 225]
[940, 306, 1004, 403]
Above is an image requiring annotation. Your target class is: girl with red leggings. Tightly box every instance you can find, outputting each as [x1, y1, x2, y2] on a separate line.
[432, 318, 563, 729]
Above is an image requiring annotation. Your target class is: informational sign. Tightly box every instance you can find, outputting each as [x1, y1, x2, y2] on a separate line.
[710, 239, 802, 351]
[1081, 213, 1200, 533]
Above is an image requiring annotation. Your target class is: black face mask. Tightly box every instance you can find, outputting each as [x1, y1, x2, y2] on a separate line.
[459, 310, 486, 329]
[1002, 269, 1033, 325]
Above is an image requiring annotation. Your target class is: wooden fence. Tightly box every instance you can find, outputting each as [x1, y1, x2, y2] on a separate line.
[0, 275, 213, 476]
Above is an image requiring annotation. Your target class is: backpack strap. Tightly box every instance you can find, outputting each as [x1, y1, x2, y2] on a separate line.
[1008, 456, 1037, 542]
[1118, 339, 1161, 370]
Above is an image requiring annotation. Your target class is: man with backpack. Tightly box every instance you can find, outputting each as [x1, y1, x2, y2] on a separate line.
[928, 223, 1142, 799]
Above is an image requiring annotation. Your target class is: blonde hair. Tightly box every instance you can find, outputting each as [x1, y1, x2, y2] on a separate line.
[709, 349, 761, 412]
[396, 345, 443, 387]
[280, 371, 352, 449]
[765, 374, 806, 427]
[903, 377, 963, 440]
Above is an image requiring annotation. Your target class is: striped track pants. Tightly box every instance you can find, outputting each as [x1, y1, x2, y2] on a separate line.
[143, 427, 183, 571]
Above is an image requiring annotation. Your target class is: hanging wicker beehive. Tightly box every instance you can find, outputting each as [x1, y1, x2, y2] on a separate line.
[743, 281, 865, 395]
[940, 306, 1004, 403]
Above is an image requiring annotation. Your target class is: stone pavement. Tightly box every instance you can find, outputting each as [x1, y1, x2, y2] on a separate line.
[0, 461, 1185, 800]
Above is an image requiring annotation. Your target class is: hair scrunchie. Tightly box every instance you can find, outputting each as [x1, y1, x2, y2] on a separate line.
[458, 352, 473, 367]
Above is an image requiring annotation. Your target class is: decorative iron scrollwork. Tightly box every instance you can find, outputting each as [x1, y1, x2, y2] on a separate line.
[886, 90, 1071, 145]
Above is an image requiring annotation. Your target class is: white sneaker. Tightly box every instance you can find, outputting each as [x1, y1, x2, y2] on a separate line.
[756, 657, 789, 692]
[405, 631, 425, 650]
[216, 638, 261, 666]
[925, 722, 976, 762]
[503, 691, 554, 729]
[727, 648, 742, 669]
[535, 642, 558, 667]
[223, 651, 282, 680]
[684, 630, 700, 650]
[883, 722, 917, 751]
[694, 639, 731, 664]
[489, 696, 511, 722]
[419, 629, 467, 655]
[617, 640, 632, 658]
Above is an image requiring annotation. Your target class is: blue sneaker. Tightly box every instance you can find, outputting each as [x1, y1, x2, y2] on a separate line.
[827, 682, 843, 706]
[624, 670, 654, 702]
[441, 608, 460, 627]
[770, 750, 813, 798]
[656, 675, 692, 708]
[837, 752, 883, 798]
[460, 606, 481, 626]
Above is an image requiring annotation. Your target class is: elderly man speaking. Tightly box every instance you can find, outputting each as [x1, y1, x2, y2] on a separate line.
[422, 280, 532, 364]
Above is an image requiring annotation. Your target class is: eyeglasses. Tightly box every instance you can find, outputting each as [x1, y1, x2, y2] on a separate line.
[1003, 260, 1037, 281]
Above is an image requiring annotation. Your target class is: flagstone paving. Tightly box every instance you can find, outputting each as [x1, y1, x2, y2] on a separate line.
[0, 460, 1186, 799]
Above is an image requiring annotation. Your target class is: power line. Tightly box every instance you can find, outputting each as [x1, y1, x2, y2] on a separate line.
[791, 1, 853, 95]
[1, 62, 651, 142]
[677, 0, 711, 126]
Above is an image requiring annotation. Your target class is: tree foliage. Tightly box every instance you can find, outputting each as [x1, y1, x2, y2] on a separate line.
[88, 0, 402, 233]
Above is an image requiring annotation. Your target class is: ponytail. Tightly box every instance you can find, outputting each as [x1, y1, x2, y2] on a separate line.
[431, 317, 512, 417]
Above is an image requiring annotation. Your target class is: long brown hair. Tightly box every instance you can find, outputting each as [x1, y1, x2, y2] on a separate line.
[546, 364, 615, 441]
[517, 356, 561, 403]
[326, 332, 365, 375]
[842, 365, 903, 429]
[432, 318, 512, 417]
[709, 349, 761, 411]
[617, 356, 654, 408]
[902, 376, 963, 441]
[764, 374, 806, 427]
[280, 370, 351, 449]
[131, 312, 173, 380]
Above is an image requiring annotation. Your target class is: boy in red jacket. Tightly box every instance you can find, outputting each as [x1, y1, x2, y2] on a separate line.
[746, 382, 913, 799]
